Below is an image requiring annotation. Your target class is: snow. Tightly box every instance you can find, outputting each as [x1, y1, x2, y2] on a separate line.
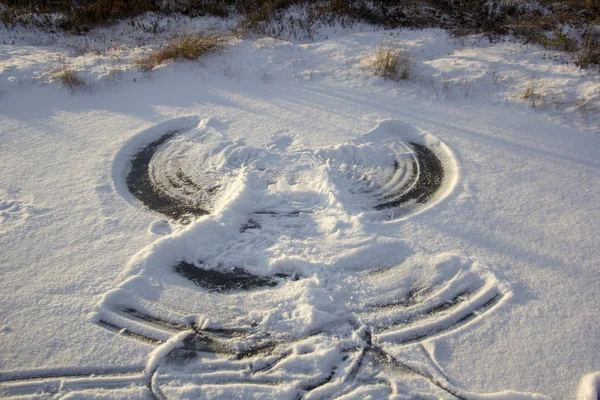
[0, 12, 599, 400]
[578, 372, 600, 400]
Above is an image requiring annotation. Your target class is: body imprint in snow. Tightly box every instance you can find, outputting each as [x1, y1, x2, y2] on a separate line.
[0, 118, 561, 400]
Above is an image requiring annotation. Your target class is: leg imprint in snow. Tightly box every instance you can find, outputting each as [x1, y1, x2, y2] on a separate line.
[0, 118, 551, 399]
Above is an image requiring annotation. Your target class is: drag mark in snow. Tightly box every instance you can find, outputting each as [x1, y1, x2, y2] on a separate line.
[0, 367, 149, 398]
[84, 282, 508, 399]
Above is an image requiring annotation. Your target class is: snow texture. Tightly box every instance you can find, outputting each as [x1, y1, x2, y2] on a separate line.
[0, 12, 599, 400]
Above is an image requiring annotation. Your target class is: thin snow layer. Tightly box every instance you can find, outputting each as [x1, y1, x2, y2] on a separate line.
[0, 16, 599, 400]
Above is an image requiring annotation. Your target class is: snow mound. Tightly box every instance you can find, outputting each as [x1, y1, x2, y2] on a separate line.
[577, 372, 600, 400]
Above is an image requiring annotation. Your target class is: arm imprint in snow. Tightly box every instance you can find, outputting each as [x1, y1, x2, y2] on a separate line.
[124, 122, 449, 224]
[126, 131, 211, 222]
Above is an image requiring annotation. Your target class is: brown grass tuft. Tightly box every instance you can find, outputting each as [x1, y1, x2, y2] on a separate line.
[368, 44, 412, 80]
[522, 80, 544, 107]
[523, 86, 536, 100]
[53, 67, 85, 91]
[575, 35, 600, 68]
[134, 33, 226, 71]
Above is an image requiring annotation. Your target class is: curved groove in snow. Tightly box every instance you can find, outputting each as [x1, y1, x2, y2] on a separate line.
[117, 118, 457, 223]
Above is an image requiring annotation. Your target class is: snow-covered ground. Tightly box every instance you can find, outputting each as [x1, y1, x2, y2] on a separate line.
[0, 14, 599, 400]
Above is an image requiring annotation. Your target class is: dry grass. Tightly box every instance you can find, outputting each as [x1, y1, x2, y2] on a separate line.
[523, 86, 536, 100]
[367, 44, 412, 80]
[575, 35, 600, 68]
[135, 33, 226, 71]
[540, 30, 579, 52]
[522, 80, 544, 107]
[1, 0, 599, 68]
[52, 67, 85, 91]
[1, 0, 159, 31]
